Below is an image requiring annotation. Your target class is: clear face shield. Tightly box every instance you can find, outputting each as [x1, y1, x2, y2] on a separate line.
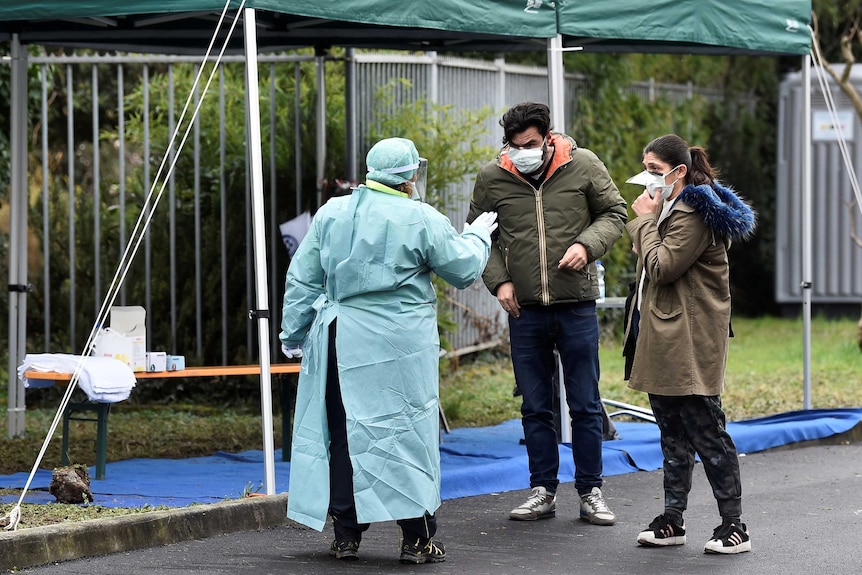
[413, 157, 428, 201]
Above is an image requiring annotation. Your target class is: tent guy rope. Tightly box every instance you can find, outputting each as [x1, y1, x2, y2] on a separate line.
[809, 26, 862, 215]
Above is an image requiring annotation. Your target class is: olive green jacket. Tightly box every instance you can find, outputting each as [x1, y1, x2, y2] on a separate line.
[468, 133, 627, 305]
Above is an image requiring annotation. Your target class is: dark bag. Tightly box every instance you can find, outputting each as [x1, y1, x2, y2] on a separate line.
[622, 280, 638, 381]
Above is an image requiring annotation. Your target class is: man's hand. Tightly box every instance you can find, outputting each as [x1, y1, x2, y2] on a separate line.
[558, 243, 588, 271]
[496, 282, 520, 318]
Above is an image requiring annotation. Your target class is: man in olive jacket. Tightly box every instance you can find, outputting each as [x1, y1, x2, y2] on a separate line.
[468, 102, 628, 526]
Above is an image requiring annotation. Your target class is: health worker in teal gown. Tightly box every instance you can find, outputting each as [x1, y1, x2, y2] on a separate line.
[280, 137, 498, 563]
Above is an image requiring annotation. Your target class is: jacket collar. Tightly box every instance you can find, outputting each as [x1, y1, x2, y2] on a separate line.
[677, 181, 756, 241]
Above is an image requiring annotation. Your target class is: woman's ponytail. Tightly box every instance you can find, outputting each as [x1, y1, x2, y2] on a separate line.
[688, 146, 717, 186]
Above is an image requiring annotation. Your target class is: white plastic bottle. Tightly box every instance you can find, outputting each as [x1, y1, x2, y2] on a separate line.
[596, 260, 605, 303]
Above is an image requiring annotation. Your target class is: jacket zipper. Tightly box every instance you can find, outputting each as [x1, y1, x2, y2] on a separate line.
[506, 157, 569, 306]
[535, 185, 550, 305]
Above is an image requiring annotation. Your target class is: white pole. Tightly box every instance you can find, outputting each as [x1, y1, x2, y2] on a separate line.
[802, 54, 812, 410]
[243, 8, 276, 495]
[547, 35, 566, 131]
[547, 34, 571, 442]
[7, 34, 28, 438]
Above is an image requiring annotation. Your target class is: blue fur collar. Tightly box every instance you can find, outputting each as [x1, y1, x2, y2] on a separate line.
[678, 182, 756, 241]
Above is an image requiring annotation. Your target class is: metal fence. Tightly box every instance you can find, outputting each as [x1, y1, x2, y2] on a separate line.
[3, 50, 715, 367]
[14, 52, 320, 366]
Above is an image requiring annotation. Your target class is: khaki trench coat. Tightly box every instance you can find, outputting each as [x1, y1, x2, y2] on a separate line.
[624, 199, 732, 396]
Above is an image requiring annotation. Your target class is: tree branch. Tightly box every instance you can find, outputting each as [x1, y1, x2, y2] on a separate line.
[815, 18, 862, 118]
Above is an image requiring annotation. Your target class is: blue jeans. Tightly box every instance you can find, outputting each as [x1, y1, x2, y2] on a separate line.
[509, 302, 604, 495]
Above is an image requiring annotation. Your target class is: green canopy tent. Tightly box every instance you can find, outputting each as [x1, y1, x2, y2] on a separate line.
[0, 0, 557, 52]
[0, 0, 563, 496]
[558, 1, 811, 55]
[1, 0, 813, 493]
[0, 0, 810, 54]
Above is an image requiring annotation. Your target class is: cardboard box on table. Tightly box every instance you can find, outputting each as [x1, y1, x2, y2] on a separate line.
[92, 306, 147, 372]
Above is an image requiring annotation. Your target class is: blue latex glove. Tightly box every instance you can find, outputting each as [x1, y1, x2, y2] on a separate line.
[281, 344, 303, 359]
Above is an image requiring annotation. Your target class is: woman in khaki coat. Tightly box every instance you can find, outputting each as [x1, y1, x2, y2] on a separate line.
[623, 134, 755, 555]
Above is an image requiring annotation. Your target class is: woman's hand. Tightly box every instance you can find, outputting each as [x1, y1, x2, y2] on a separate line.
[631, 190, 661, 217]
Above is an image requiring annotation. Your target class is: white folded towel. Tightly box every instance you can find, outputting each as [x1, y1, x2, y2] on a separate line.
[18, 353, 136, 403]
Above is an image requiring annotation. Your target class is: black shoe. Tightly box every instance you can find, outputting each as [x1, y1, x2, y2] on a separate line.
[329, 539, 360, 560]
[399, 537, 446, 564]
[704, 521, 751, 554]
[637, 514, 686, 547]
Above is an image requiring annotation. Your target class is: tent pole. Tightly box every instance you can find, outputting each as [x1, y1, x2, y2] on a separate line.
[7, 34, 28, 438]
[345, 48, 358, 183]
[547, 35, 566, 132]
[315, 52, 326, 210]
[802, 54, 812, 410]
[243, 8, 277, 495]
[547, 34, 571, 443]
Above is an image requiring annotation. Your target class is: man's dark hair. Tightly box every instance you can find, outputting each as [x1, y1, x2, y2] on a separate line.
[500, 102, 552, 145]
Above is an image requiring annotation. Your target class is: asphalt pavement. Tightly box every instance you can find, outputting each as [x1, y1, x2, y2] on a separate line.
[6, 439, 861, 575]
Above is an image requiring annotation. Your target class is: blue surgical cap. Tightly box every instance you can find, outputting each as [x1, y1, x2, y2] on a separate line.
[366, 137, 419, 188]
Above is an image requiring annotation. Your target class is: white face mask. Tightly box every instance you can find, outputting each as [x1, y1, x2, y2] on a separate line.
[644, 165, 682, 200]
[508, 143, 546, 175]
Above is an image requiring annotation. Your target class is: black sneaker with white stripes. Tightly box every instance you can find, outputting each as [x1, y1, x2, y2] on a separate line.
[637, 514, 686, 547]
[704, 521, 751, 554]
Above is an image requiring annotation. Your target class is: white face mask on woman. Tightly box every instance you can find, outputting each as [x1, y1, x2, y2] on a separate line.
[627, 165, 682, 200]
[508, 143, 546, 175]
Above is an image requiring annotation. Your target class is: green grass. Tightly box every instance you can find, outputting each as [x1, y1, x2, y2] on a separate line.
[0, 404, 276, 476]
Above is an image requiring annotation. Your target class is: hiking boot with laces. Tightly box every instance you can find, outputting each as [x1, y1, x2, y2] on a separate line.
[704, 521, 751, 554]
[637, 514, 686, 546]
[509, 486, 556, 521]
[579, 486, 616, 525]
[399, 537, 446, 564]
[329, 539, 360, 560]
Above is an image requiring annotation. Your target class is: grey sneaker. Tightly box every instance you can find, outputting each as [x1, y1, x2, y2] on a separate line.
[509, 486, 556, 521]
[579, 487, 616, 525]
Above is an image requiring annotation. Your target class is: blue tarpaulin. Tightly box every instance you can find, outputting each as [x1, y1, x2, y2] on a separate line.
[2, 408, 859, 508]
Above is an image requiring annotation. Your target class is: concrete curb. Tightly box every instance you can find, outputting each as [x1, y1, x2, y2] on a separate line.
[0, 493, 288, 572]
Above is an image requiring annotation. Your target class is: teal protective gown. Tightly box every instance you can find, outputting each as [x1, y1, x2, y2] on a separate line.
[280, 184, 491, 531]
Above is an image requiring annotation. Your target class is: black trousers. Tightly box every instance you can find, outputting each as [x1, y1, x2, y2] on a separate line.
[648, 394, 742, 521]
[325, 321, 437, 543]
